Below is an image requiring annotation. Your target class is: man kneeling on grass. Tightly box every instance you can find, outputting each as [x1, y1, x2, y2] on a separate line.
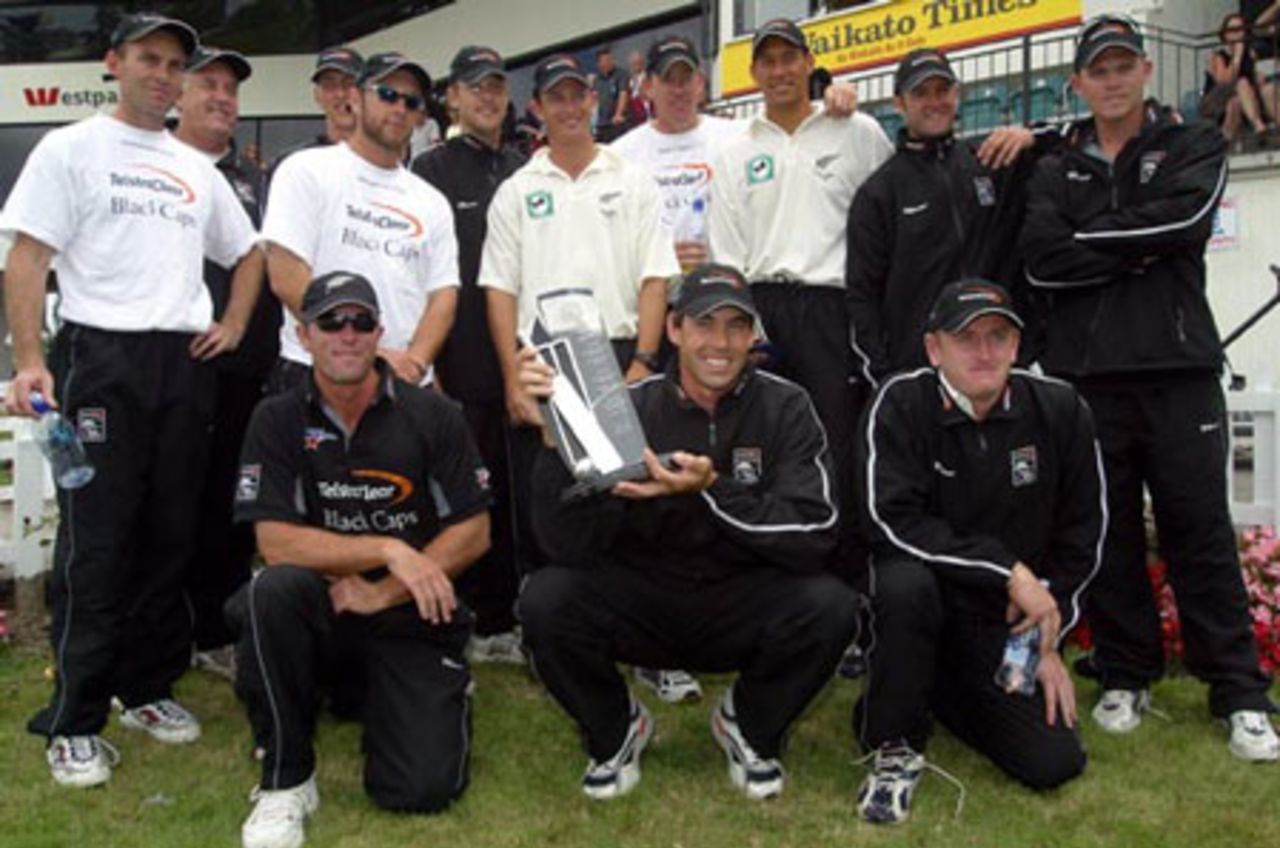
[516, 264, 857, 800]
[854, 280, 1104, 824]
[226, 272, 492, 848]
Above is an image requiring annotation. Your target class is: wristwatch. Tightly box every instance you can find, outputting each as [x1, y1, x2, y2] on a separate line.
[631, 351, 661, 371]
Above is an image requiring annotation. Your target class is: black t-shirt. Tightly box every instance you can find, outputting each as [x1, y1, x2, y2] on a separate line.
[411, 135, 525, 403]
[209, 149, 279, 378]
[234, 363, 492, 554]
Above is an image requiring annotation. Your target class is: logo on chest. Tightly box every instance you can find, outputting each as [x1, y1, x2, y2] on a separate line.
[732, 447, 763, 485]
[1010, 445, 1038, 488]
[973, 175, 996, 207]
[1139, 151, 1166, 185]
[525, 189, 554, 218]
[746, 154, 775, 185]
[303, 427, 338, 451]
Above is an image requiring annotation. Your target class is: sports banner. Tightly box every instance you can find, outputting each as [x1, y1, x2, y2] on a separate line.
[720, 0, 1083, 98]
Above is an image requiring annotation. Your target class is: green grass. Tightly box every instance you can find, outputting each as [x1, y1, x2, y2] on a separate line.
[0, 643, 1276, 848]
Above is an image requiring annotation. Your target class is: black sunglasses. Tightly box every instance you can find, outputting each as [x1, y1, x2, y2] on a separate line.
[369, 83, 425, 111]
[315, 311, 378, 333]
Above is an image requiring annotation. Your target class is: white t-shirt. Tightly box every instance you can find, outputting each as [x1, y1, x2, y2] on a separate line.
[611, 115, 744, 236]
[709, 107, 893, 288]
[262, 142, 459, 365]
[478, 145, 679, 340]
[0, 113, 257, 332]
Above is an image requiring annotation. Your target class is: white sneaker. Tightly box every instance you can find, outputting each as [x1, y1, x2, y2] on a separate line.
[1092, 689, 1151, 734]
[856, 742, 926, 824]
[634, 667, 703, 703]
[46, 735, 120, 788]
[1226, 710, 1280, 762]
[467, 629, 525, 665]
[193, 645, 238, 682]
[710, 691, 785, 800]
[119, 698, 202, 744]
[242, 774, 319, 848]
[582, 698, 654, 800]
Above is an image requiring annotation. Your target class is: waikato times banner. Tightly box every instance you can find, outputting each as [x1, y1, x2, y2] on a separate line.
[720, 0, 1083, 98]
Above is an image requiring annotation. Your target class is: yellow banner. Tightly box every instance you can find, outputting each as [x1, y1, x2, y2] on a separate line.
[720, 0, 1083, 98]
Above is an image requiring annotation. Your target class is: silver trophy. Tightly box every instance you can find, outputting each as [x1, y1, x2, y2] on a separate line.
[530, 288, 650, 499]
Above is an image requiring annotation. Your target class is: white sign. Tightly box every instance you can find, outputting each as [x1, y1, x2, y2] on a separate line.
[1210, 195, 1239, 252]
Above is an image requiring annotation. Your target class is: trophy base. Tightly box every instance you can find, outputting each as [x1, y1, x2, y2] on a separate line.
[560, 452, 679, 502]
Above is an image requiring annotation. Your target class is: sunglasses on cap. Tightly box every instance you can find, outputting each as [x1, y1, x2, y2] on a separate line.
[368, 83, 425, 111]
[315, 311, 379, 333]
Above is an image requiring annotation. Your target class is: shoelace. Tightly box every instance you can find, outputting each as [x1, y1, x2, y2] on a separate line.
[853, 745, 967, 819]
[1102, 691, 1171, 723]
[149, 699, 195, 725]
[64, 735, 120, 767]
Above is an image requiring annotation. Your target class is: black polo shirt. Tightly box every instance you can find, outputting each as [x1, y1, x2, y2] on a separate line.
[411, 134, 525, 403]
[234, 363, 492, 553]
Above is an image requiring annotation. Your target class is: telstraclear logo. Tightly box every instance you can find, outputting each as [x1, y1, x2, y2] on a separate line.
[110, 164, 196, 204]
[23, 87, 120, 109]
[345, 202, 424, 237]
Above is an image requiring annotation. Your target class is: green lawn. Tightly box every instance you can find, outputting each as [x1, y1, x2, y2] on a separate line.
[0, 643, 1276, 848]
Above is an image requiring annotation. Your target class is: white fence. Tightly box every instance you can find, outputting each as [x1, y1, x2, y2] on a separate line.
[1, 392, 1279, 582]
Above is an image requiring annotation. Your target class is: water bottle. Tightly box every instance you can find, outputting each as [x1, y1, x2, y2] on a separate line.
[29, 392, 95, 489]
[676, 197, 709, 273]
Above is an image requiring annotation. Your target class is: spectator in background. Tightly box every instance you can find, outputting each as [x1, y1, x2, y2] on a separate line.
[626, 48, 651, 127]
[593, 45, 630, 142]
[1200, 12, 1276, 144]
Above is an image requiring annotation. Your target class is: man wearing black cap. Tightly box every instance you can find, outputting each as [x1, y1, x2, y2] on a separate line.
[709, 18, 893, 590]
[268, 45, 363, 178]
[855, 280, 1103, 824]
[1020, 14, 1279, 762]
[264, 51, 460, 396]
[847, 47, 1054, 386]
[174, 44, 277, 680]
[515, 263, 856, 802]
[411, 46, 526, 665]
[2, 12, 260, 786]
[227, 271, 491, 848]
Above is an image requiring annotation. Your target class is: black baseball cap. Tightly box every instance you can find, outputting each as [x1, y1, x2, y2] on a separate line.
[300, 271, 381, 322]
[1074, 13, 1145, 72]
[752, 18, 808, 58]
[450, 45, 506, 84]
[358, 51, 432, 95]
[311, 45, 363, 82]
[110, 13, 198, 57]
[894, 49, 957, 95]
[673, 263, 760, 322]
[647, 35, 699, 76]
[188, 45, 252, 81]
[926, 280, 1023, 334]
[534, 53, 589, 96]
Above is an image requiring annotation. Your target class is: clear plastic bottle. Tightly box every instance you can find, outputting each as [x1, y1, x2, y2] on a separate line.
[29, 391, 95, 489]
[676, 197, 709, 273]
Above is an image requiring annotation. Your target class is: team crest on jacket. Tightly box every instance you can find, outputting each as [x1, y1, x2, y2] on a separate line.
[303, 427, 338, 451]
[973, 176, 996, 206]
[525, 189, 554, 218]
[1010, 445, 1038, 488]
[732, 447, 763, 484]
[1139, 151, 1166, 184]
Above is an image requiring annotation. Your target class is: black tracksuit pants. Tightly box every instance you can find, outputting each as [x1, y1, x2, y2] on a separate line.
[225, 566, 473, 812]
[186, 369, 263, 649]
[1078, 375, 1273, 716]
[29, 325, 212, 739]
[856, 558, 1086, 791]
[749, 283, 868, 589]
[518, 563, 857, 761]
[453, 399, 519, 635]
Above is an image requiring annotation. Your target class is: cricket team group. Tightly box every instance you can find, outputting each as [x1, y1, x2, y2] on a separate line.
[2, 9, 1276, 848]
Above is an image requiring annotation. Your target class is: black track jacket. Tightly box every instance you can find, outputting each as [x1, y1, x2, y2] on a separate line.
[1019, 105, 1229, 379]
[859, 368, 1105, 643]
[531, 366, 839, 582]
[846, 128, 1055, 384]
